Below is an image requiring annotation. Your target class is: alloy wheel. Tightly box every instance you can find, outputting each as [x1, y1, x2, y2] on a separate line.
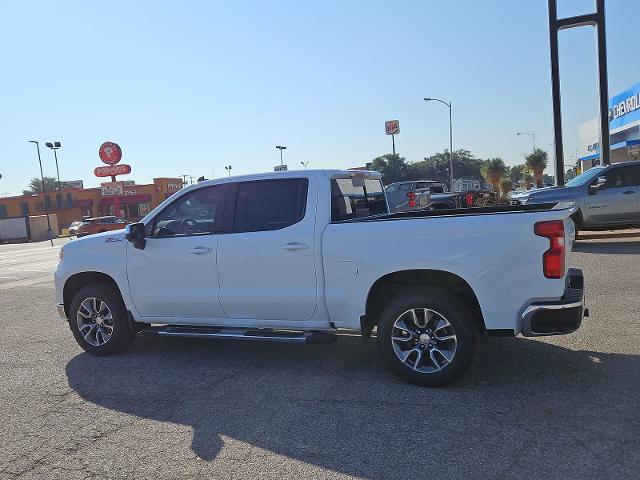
[390, 308, 457, 373]
[76, 297, 114, 347]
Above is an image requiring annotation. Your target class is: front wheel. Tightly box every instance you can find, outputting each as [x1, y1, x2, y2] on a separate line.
[69, 283, 134, 355]
[377, 288, 476, 387]
[571, 211, 584, 239]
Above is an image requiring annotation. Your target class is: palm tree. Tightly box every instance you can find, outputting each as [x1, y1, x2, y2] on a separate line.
[525, 149, 548, 188]
[523, 172, 534, 190]
[500, 177, 513, 198]
[481, 158, 507, 197]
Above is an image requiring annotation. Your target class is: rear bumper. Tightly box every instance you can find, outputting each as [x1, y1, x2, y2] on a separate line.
[521, 268, 587, 336]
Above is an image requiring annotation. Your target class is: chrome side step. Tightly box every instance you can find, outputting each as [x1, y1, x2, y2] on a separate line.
[141, 326, 337, 344]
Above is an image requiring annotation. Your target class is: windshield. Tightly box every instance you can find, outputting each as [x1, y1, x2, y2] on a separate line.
[565, 167, 605, 187]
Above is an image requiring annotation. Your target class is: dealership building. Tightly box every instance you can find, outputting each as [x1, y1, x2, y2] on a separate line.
[579, 81, 640, 172]
[0, 177, 183, 232]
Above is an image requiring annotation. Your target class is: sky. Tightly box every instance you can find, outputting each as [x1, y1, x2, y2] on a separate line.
[1, 0, 639, 196]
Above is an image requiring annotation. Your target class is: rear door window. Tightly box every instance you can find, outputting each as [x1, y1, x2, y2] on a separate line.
[233, 179, 308, 233]
[331, 178, 389, 221]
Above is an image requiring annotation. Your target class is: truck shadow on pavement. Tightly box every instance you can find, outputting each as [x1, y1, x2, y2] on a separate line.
[65, 334, 639, 479]
[573, 238, 640, 255]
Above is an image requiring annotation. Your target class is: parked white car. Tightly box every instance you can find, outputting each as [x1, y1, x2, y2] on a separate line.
[55, 170, 586, 386]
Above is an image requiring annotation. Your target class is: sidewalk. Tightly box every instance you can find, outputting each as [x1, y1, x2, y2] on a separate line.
[0, 237, 71, 250]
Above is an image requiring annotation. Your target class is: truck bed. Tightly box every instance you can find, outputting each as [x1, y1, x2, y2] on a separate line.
[334, 202, 562, 223]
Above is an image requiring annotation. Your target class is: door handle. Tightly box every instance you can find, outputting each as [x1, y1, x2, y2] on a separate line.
[622, 191, 636, 195]
[281, 242, 308, 251]
[189, 246, 213, 254]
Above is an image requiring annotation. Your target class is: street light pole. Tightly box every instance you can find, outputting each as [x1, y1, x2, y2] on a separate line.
[516, 131, 536, 151]
[225, 165, 232, 176]
[45, 141, 62, 190]
[275, 145, 287, 167]
[300, 161, 309, 170]
[29, 140, 53, 246]
[424, 97, 454, 191]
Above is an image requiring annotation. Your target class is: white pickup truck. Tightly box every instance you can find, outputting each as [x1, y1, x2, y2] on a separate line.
[55, 170, 586, 386]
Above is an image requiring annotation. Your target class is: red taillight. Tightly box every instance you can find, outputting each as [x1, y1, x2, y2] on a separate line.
[534, 220, 565, 279]
[465, 193, 474, 206]
[407, 191, 417, 207]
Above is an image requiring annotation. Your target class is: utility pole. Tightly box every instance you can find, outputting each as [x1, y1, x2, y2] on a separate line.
[45, 142, 62, 189]
[423, 98, 454, 192]
[29, 141, 53, 246]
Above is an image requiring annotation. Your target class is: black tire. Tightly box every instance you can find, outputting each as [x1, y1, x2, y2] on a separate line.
[68, 282, 134, 356]
[572, 211, 583, 239]
[377, 287, 476, 387]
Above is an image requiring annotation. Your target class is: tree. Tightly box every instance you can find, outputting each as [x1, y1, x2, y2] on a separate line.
[500, 177, 514, 198]
[522, 172, 534, 190]
[565, 167, 577, 181]
[525, 149, 548, 188]
[23, 176, 59, 195]
[481, 158, 507, 195]
[415, 149, 484, 186]
[370, 149, 485, 188]
[509, 164, 526, 184]
[370, 154, 415, 185]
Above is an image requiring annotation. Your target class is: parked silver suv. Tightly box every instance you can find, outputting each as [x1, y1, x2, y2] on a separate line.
[511, 161, 640, 232]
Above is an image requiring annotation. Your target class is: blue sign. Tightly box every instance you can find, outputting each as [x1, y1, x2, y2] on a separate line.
[609, 81, 640, 130]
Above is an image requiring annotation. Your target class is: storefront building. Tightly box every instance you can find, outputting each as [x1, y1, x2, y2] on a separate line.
[0, 177, 183, 232]
[579, 81, 640, 172]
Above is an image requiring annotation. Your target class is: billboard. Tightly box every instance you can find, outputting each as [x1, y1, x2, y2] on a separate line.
[63, 180, 84, 189]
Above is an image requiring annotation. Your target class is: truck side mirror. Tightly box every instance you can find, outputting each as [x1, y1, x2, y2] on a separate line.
[125, 222, 146, 250]
[588, 176, 606, 195]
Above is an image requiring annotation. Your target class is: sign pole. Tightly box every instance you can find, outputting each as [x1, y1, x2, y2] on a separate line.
[114, 194, 120, 218]
[110, 174, 117, 218]
[97, 142, 125, 219]
[392, 134, 396, 156]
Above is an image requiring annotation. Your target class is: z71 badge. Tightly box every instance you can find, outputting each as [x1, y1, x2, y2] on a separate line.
[105, 236, 124, 243]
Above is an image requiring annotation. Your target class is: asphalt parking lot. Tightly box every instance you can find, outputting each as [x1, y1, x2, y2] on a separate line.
[1, 236, 639, 479]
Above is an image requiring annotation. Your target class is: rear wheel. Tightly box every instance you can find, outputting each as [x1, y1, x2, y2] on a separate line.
[377, 288, 475, 387]
[68, 283, 134, 355]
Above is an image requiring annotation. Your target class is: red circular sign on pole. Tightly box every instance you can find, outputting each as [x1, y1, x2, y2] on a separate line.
[99, 142, 122, 165]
